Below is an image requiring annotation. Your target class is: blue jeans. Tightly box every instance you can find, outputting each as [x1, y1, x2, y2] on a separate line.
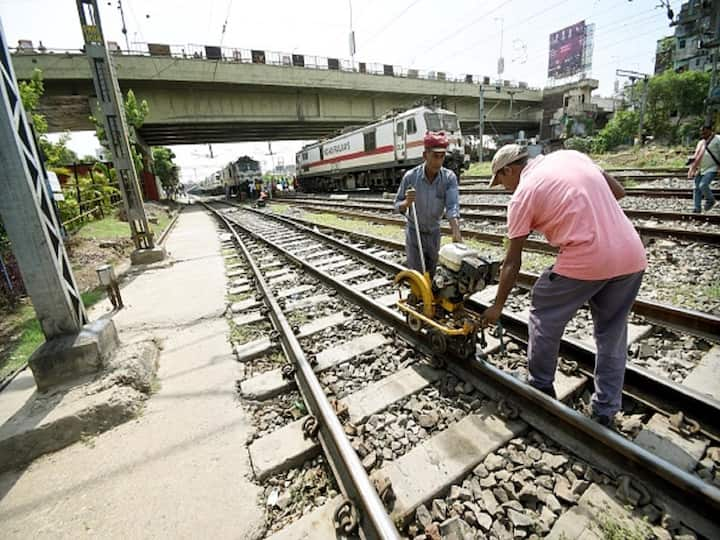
[694, 171, 716, 211]
[405, 227, 440, 275]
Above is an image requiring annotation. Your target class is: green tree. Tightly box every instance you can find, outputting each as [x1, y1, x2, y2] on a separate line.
[18, 69, 78, 168]
[18, 68, 47, 135]
[592, 109, 639, 153]
[151, 147, 180, 199]
[644, 69, 709, 143]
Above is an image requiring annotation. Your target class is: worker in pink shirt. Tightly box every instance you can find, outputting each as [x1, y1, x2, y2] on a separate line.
[481, 145, 647, 428]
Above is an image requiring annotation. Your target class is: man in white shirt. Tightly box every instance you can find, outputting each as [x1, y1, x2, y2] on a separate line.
[688, 123, 719, 213]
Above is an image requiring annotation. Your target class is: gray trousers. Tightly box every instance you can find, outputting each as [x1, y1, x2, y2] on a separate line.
[527, 267, 644, 417]
[405, 227, 441, 275]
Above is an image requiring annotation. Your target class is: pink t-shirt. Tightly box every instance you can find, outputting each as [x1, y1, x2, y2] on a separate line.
[507, 150, 647, 280]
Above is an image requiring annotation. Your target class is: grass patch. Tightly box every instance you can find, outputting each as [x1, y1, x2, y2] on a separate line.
[465, 162, 493, 176]
[229, 321, 270, 345]
[0, 304, 43, 381]
[288, 310, 310, 327]
[151, 213, 171, 238]
[76, 217, 133, 240]
[270, 203, 290, 214]
[705, 283, 720, 300]
[228, 291, 253, 303]
[591, 145, 691, 169]
[81, 287, 106, 308]
[594, 514, 653, 540]
[300, 211, 406, 243]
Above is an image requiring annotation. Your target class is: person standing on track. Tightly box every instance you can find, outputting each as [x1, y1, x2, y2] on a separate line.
[481, 145, 647, 428]
[393, 131, 462, 275]
[688, 122, 719, 213]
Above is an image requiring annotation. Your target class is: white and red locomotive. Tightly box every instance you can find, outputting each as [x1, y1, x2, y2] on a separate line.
[296, 106, 467, 192]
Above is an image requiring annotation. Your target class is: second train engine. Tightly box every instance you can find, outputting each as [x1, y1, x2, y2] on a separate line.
[296, 105, 467, 192]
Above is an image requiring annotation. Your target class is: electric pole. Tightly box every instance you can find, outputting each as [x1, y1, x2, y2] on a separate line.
[616, 69, 649, 146]
[76, 0, 164, 264]
[0, 18, 119, 390]
[348, 0, 356, 71]
[478, 84, 485, 163]
[496, 17, 505, 82]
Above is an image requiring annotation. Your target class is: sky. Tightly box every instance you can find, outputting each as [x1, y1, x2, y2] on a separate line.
[0, 0, 682, 183]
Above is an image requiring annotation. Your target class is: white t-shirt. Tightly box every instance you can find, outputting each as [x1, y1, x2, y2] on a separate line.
[697, 134, 720, 175]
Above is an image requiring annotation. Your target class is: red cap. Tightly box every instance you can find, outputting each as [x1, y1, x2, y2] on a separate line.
[424, 131, 449, 152]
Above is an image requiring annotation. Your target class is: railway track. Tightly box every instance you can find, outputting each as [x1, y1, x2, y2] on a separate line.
[278, 194, 720, 225]
[202, 200, 720, 539]
[458, 186, 720, 199]
[271, 198, 720, 247]
[462, 167, 689, 183]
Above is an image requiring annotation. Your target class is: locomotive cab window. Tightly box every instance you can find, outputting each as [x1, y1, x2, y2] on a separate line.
[396, 122, 404, 136]
[407, 118, 417, 134]
[424, 113, 459, 133]
[364, 130, 376, 152]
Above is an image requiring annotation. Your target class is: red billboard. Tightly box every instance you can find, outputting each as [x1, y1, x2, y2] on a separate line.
[548, 21, 587, 79]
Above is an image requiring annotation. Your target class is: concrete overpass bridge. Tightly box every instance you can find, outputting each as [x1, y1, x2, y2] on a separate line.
[11, 51, 543, 146]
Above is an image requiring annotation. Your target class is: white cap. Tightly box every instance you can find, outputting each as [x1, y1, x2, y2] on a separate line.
[489, 144, 528, 187]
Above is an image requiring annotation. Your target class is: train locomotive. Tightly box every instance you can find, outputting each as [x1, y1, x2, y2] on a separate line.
[296, 106, 468, 192]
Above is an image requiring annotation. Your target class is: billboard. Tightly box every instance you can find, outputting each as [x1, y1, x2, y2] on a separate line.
[548, 21, 587, 79]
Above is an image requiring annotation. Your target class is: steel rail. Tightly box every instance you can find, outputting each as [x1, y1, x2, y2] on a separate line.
[272, 202, 558, 254]
[278, 195, 720, 225]
[458, 187, 720, 199]
[244, 206, 720, 342]
[277, 199, 720, 245]
[216, 203, 720, 538]
[204, 203, 401, 540]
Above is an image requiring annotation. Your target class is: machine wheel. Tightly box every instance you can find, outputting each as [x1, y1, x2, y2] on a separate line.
[457, 336, 477, 360]
[407, 313, 423, 332]
[430, 330, 447, 355]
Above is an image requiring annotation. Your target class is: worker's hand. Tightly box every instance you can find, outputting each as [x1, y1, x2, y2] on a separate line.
[404, 188, 416, 207]
[481, 304, 502, 327]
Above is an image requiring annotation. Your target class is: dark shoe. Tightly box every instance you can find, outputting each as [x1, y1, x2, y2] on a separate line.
[692, 208, 702, 214]
[591, 412, 616, 430]
[530, 382, 557, 399]
[705, 200, 717, 212]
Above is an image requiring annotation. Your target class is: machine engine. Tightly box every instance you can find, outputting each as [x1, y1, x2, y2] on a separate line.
[432, 244, 499, 303]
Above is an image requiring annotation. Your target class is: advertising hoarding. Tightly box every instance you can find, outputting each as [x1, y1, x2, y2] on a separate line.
[548, 21, 587, 79]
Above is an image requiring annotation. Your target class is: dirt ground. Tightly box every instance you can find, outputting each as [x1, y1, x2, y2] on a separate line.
[65, 235, 135, 293]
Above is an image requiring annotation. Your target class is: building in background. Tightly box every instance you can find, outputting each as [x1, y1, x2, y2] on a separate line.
[654, 0, 720, 74]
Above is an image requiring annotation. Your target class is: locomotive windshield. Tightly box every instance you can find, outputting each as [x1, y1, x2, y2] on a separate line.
[424, 113, 459, 133]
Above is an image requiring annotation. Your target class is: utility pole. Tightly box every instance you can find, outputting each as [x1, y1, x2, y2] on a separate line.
[76, 0, 164, 264]
[0, 18, 118, 390]
[496, 17, 505, 82]
[478, 84, 485, 163]
[266, 142, 276, 199]
[616, 69, 649, 146]
[108, 0, 130, 52]
[348, 0, 356, 71]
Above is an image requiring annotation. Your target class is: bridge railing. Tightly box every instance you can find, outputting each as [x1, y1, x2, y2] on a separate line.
[10, 41, 542, 92]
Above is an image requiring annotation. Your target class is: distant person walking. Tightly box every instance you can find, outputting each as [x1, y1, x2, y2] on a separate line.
[688, 122, 719, 213]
